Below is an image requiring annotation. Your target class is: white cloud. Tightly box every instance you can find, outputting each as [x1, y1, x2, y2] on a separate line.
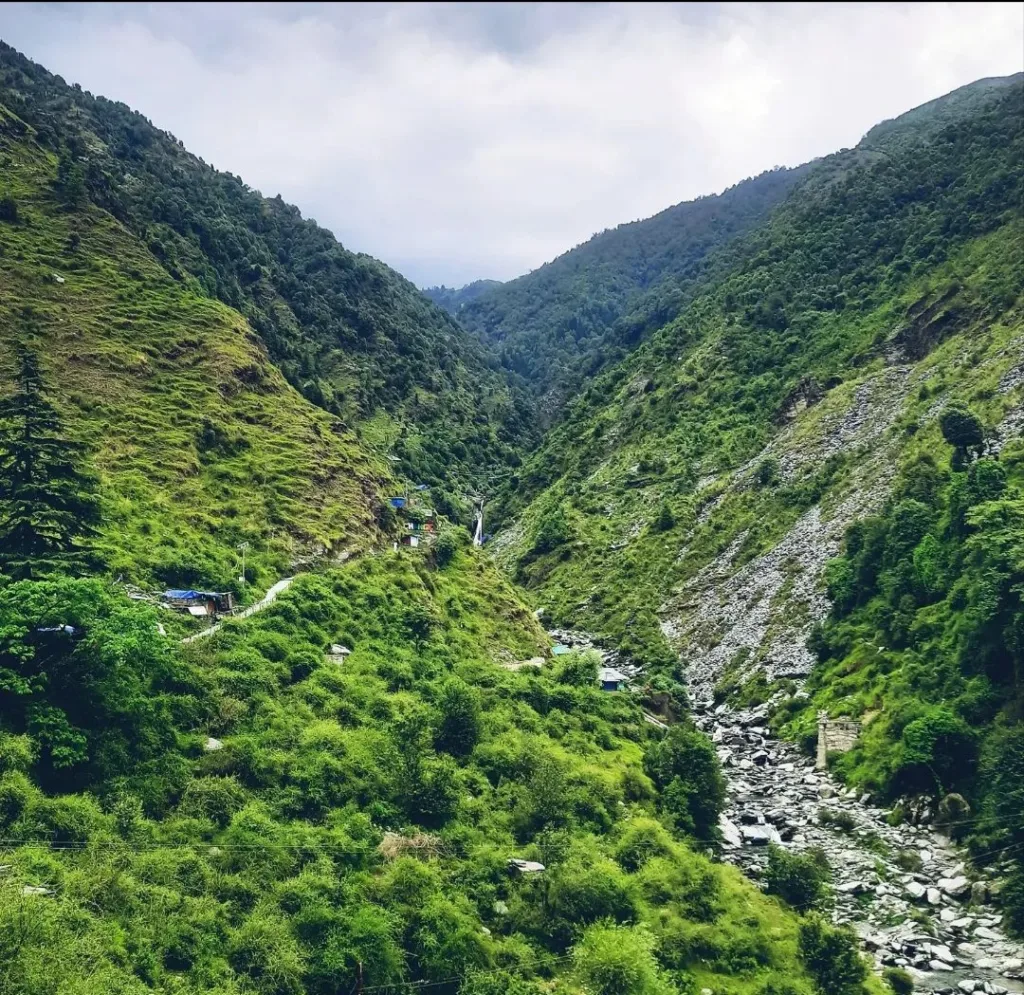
[1, 2, 1021, 285]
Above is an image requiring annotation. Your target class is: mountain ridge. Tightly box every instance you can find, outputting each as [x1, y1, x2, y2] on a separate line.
[442, 165, 809, 424]
[0, 40, 535, 500]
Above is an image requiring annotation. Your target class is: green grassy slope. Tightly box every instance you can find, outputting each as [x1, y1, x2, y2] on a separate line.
[0, 42, 535, 497]
[0, 548, 880, 995]
[0, 105, 388, 592]
[447, 166, 807, 421]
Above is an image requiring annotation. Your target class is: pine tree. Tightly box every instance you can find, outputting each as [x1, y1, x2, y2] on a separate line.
[56, 151, 86, 209]
[0, 348, 101, 578]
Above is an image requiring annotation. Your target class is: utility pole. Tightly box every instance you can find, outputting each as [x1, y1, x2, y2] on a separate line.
[356, 961, 363, 994]
[237, 542, 249, 590]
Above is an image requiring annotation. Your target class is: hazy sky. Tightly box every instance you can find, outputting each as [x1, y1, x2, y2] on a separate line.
[1, 2, 1021, 286]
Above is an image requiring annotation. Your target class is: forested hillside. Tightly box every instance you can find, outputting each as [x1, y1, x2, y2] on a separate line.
[494, 77, 1023, 663]
[447, 166, 806, 420]
[0, 42, 535, 498]
[423, 279, 503, 315]
[491, 77, 1024, 926]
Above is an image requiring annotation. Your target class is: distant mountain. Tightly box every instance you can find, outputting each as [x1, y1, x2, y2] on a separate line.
[0, 42, 535, 500]
[447, 166, 809, 421]
[422, 279, 503, 314]
[863, 72, 1023, 148]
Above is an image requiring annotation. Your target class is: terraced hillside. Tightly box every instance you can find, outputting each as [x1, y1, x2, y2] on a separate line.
[0, 102, 388, 591]
[0, 42, 535, 498]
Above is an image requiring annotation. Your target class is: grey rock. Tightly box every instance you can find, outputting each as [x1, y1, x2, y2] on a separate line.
[742, 824, 782, 846]
[906, 880, 927, 900]
[940, 875, 972, 899]
[719, 815, 742, 848]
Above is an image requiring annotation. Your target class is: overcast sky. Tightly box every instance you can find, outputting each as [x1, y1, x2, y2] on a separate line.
[1, 3, 1021, 286]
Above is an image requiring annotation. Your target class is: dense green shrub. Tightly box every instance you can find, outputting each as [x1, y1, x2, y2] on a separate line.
[882, 966, 915, 994]
[894, 707, 977, 794]
[940, 404, 985, 467]
[643, 724, 725, 840]
[797, 915, 868, 995]
[433, 530, 459, 567]
[653, 501, 675, 532]
[532, 502, 573, 554]
[546, 859, 638, 945]
[434, 678, 482, 757]
[572, 923, 674, 995]
[556, 649, 600, 687]
[764, 845, 831, 910]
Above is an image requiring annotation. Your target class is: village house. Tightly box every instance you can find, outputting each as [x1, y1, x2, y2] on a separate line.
[162, 589, 234, 617]
[599, 667, 628, 692]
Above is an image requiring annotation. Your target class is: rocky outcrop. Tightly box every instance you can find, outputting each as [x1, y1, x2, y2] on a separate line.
[663, 489, 887, 703]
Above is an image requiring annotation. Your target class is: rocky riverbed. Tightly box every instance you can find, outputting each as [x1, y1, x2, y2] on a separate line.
[546, 626, 1024, 992]
[694, 700, 1024, 994]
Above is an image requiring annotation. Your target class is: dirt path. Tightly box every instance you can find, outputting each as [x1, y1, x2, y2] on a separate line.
[181, 576, 296, 645]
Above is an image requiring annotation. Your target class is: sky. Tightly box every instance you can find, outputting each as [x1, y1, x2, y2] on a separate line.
[0, 3, 1021, 287]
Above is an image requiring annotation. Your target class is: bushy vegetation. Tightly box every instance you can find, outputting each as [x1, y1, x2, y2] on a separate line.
[788, 429, 1024, 927]
[764, 845, 832, 912]
[798, 915, 869, 995]
[0, 551, 845, 994]
[882, 966, 915, 995]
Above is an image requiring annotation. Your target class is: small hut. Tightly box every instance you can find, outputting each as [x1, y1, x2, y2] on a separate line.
[599, 667, 628, 692]
[162, 590, 234, 616]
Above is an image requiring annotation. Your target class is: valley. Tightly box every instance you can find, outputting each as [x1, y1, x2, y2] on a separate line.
[0, 34, 1021, 995]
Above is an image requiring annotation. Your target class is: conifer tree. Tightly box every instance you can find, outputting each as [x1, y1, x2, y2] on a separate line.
[0, 348, 100, 578]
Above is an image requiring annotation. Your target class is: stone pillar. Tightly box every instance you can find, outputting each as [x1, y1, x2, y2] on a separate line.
[816, 710, 829, 770]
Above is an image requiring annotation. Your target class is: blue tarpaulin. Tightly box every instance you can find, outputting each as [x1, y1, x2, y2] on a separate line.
[164, 590, 205, 600]
[390, 497, 407, 509]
